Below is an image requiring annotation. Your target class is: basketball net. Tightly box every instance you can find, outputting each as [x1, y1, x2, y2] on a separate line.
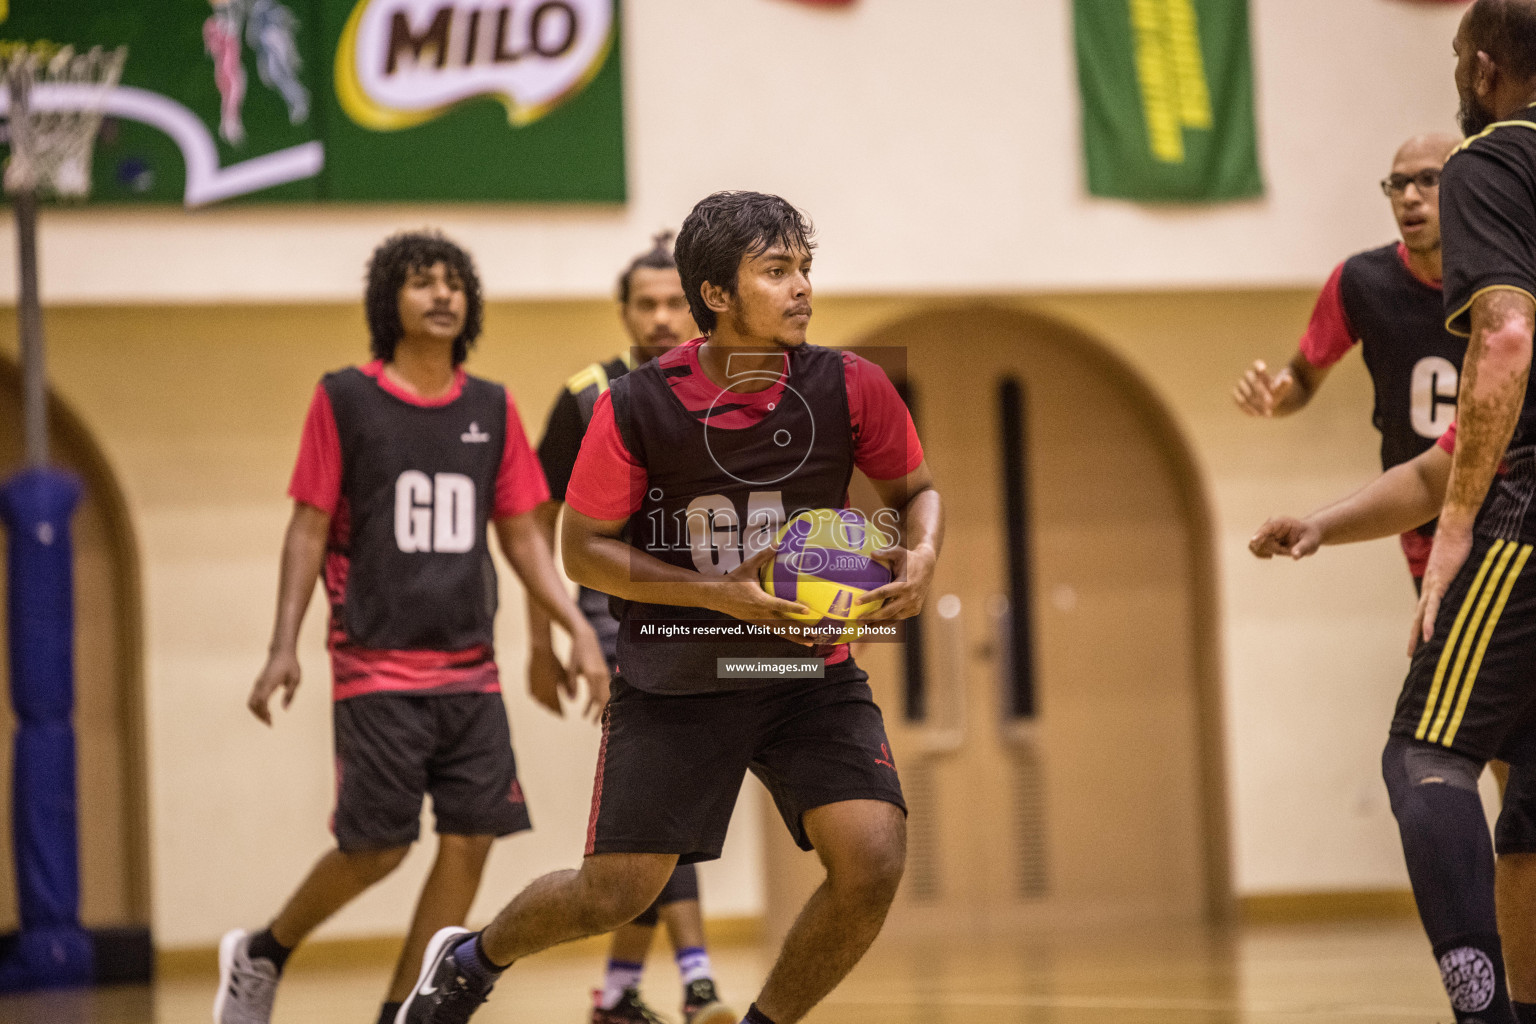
[2, 45, 126, 199]
[0, 44, 125, 468]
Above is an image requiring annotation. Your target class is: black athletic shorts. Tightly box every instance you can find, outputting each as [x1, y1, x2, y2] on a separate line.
[1390, 535, 1536, 852]
[332, 692, 532, 853]
[1391, 535, 1536, 761]
[585, 664, 905, 864]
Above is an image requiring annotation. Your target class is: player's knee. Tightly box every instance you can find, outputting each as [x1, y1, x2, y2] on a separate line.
[583, 885, 660, 933]
[577, 859, 671, 932]
[1382, 735, 1482, 820]
[340, 843, 410, 883]
[826, 829, 906, 906]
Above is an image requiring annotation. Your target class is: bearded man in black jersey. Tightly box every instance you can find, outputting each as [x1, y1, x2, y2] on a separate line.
[398, 192, 943, 1024]
[1325, 3, 1536, 1023]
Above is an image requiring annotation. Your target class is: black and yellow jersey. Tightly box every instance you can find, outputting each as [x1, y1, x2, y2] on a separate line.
[535, 354, 631, 502]
[1442, 109, 1536, 337]
[1440, 108, 1536, 544]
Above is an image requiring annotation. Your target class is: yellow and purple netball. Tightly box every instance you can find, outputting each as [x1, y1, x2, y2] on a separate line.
[761, 509, 893, 642]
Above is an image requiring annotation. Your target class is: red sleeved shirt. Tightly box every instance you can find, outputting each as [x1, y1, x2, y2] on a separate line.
[1298, 262, 1357, 369]
[1438, 421, 1457, 454]
[1300, 244, 1442, 370]
[284, 362, 548, 699]
[565, 343, 924, 521]
[288, 360, 548, 519]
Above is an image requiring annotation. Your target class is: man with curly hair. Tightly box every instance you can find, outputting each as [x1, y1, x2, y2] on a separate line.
[214, 230, 610, 1024]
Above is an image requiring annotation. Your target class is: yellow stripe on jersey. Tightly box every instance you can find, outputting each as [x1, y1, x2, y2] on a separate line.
[1417, 540, 1505, 740]
[564, 361, 614, 398]
[1443, 543, 1534, 748]
[1444, 285, 1536, 338]
[1427, 540, 1516, 744]
[1443, 118, 1536, 336]
[1452, 116, 1536, 155]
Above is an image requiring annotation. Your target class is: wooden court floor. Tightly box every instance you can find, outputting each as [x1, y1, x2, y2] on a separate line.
[0, 919, 1456, 1023]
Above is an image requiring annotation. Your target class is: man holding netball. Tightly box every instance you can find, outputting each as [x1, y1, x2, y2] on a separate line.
[397, 191, 944, 1024]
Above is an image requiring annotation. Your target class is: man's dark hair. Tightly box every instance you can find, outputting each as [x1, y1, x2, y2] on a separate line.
[616, 230, 678, 304]
[1467, 0, 1536, 82]
[364, 230, 484, 365]
[674, 192, 816, 335]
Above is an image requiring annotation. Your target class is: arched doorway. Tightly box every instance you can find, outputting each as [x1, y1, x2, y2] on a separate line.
[764, 305, 1229, 936]
[0, 355, 150, 938]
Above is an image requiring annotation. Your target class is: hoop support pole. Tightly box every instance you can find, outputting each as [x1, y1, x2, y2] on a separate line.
[14, 186, 46, 468]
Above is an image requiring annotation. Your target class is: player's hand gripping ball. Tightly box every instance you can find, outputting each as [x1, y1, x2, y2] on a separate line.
[760, 509, 894, 644]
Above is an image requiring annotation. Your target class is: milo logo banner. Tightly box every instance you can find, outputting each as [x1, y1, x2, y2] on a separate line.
[2, 0, 624, 205]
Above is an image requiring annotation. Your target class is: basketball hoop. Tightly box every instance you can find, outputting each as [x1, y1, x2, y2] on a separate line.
[1, 44, 126, 200]
[0, 43, 125, 469]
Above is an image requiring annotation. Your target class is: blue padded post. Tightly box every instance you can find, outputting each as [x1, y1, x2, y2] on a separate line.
[0, 466, 91, 990]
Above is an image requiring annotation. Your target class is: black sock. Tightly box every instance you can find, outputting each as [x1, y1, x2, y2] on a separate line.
[376, 1001, 401, 1024]
[742, 1004, 777, 1024]
[247, 927, 292, 972]
[1514, 1001, 1536, 1024]
[1386, 747, 1513, 1024]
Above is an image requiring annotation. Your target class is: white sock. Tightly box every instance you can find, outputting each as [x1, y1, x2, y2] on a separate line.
[601, 959, 645, 1009]
[676, 945, 712, 985]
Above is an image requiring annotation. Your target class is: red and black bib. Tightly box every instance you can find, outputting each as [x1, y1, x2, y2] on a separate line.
[324, 367, 507, 651]
[608, 344, 855, 693]
[1339, 244, 1466, 473]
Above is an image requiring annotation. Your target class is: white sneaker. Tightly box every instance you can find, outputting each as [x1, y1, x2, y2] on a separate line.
[213, 928, 280, 1024]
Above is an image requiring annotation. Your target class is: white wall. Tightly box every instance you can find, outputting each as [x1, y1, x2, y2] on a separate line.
[18, 0, 1465, 303]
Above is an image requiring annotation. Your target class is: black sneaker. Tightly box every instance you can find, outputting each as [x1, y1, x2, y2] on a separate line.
[591, 987, 670, 1024]
[682, 979, 735, 1024]
[395, 927, 495, 1024]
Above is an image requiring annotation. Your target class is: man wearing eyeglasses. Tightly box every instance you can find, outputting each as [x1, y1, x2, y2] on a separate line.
[1234, 134, 1464, 587]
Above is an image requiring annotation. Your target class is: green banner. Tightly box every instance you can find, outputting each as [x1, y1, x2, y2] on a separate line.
[0, 0, 624, 205]
[1074, 0, 1262, 203]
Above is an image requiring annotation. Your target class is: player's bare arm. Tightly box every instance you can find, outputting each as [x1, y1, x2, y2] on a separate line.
[1250, 444, 1451, 561]
[861, 461, 943, 621]
[1417, 288, 1535, 648]
[1233, 351, 1330, 418]
[249, 500, 330, 726]
[495, 511, 611, 719]
[522, 499, 571, 715]
[561, 506, 812, 625]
